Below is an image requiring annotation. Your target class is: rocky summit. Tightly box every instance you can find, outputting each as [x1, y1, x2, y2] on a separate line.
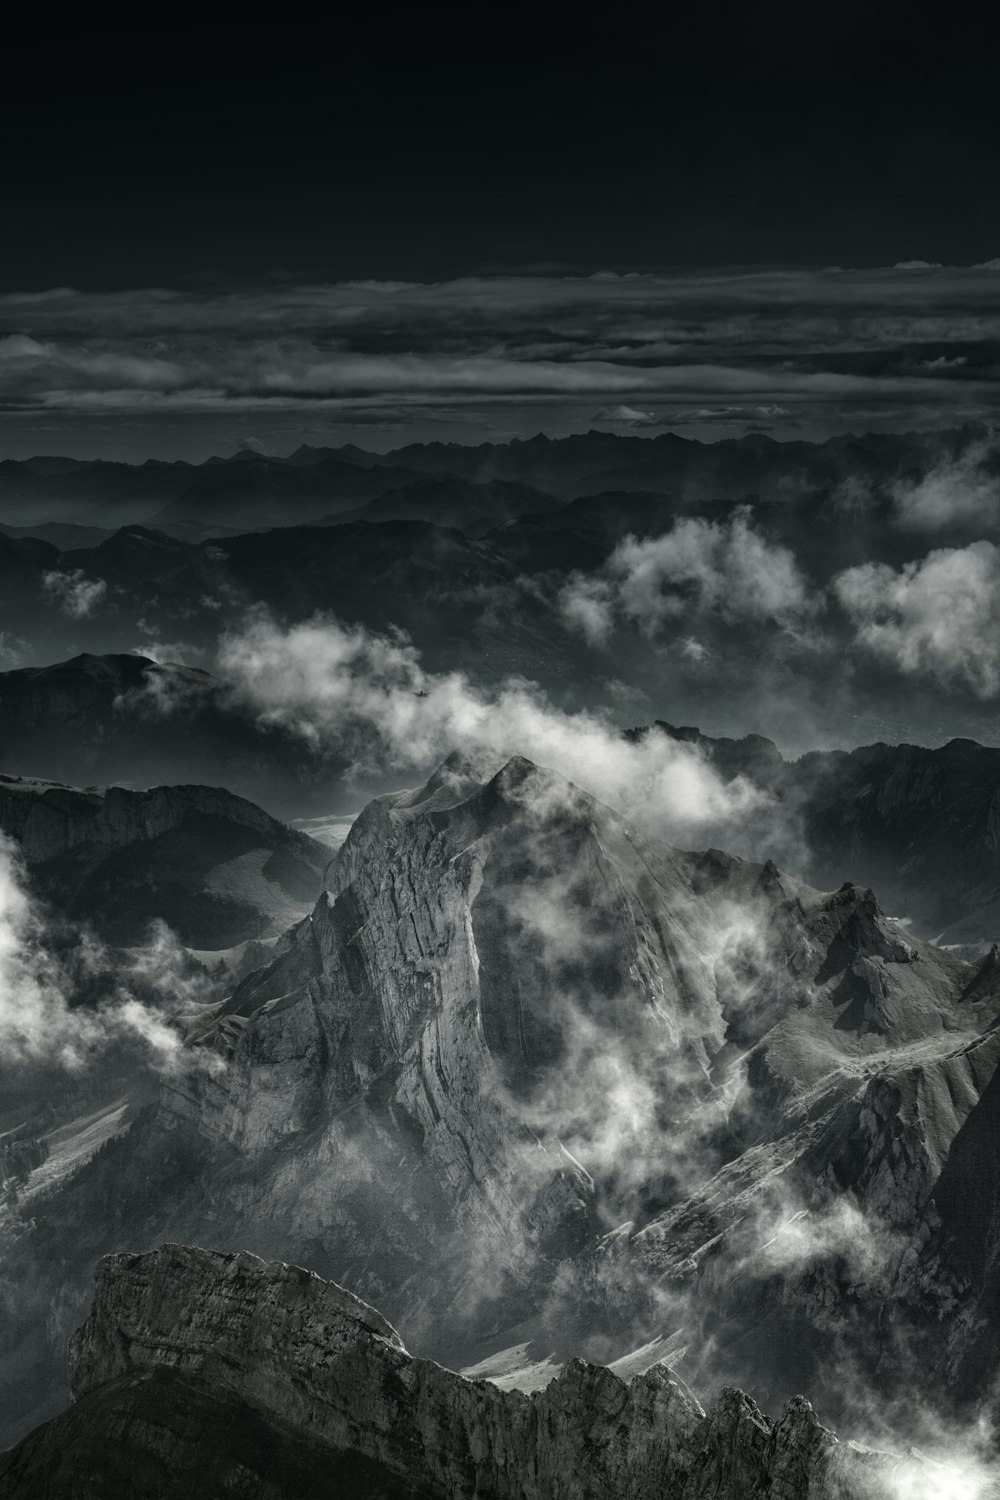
[5, 751, 1000, 1461]
[0, 1243, 925, 1500]
[9, 97, 1000, 1495]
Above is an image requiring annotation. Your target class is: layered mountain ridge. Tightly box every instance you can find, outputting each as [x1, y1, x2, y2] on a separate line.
[646, 721, 1000, 945]
[0, 772, 328, 946]
[4, 750, 1000, 1458]
[1, 424, 987, 533]
[0, 1243, 930, 1500]
[0, 652, 361, 818]
[5, 423, 1000, 761]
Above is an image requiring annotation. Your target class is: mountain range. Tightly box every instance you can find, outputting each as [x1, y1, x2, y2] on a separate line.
[0, 518, 579, 687]
[5, 651, 1000, 944]
[4, 423, 987, 531]
[4, 750, 1000, 1482]
[0, 1243, 939, 1499]
[646, 721, 1000, 946]
[4, 420, 1000, 1495]
[4, 423, 1000, 754]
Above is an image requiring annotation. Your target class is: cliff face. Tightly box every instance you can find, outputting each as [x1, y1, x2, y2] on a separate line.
[157, 753, 995, 1400]
[164, 756, 955, 1312]
[0, 773, 328, 946]
[0, 1244, 910, 1500]
[5, 753, 1000, 1452]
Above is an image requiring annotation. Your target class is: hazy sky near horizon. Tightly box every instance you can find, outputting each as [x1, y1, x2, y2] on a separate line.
[4, 2, 1000, 459]
[2, 264, 999, 461]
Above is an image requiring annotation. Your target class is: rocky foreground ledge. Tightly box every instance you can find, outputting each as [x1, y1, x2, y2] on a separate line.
[0, 1244, 932, 1498]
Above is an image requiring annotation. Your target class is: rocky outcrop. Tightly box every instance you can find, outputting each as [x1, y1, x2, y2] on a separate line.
[0, 772, 328, 946]
[160, 753, 964, 1325]
[3, 753, 997, 1451]
[0, 1244, 911, 1500]
[0, 1130, 48, 1192]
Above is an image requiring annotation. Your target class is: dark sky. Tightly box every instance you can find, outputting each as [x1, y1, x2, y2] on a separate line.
[3, 2, 999, 459]
[7, 2, 1000, 291]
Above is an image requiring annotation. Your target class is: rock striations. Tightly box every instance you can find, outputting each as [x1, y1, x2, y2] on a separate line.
[0, 1243, 908, 1500]
[5, 753, 1000, 1453]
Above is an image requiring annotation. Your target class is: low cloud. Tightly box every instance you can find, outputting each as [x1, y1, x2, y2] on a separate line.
[559, 510, 820, 646]
[490, 870, 801, 1226]
[835, 541, 1000, 697]
[747, 1192, 904, 1286]
[892, 439, 1000, 530]
[42, 568, 107, 619]
[0, 834, 222, 1074]
[591, 403, 664, 427]
[559, 575, 617, 647]
[215, 608, 769, 841]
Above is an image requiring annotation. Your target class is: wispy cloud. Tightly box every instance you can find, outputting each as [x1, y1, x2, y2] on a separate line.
[560, 510, 821, 646]
[891, 438, 1000, 530]
[214, 607, 772, 842]
[42, 568, 107, 619]
[591, 404, 665, 428]
[835, 541, 1000, 698]
[1, 266, 998, 443]
[0, 835, 222, 1074]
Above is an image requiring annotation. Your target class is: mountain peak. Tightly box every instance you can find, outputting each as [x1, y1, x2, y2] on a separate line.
[0, 1242, 904, 1500]
[960, 942, 1000, 1003]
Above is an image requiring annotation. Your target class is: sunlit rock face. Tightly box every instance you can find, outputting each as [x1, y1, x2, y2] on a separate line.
[4, 751, 1000, 1454]
[0, 1244, 909, 1500]
[163, 755, 898, 1301]
[158, 754, 989, 1393]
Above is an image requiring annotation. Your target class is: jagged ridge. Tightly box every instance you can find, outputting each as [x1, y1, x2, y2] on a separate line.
[0, 1244, 907, 1500]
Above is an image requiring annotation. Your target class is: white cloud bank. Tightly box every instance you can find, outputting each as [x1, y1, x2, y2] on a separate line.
[42, 568, 107, 619]
[835, 541, 1000, 698]
[559, 511, 819, 647]
[216, 608, 768, 841]
[892, 440, 1000, 531]
[0, 834, 219, 1073]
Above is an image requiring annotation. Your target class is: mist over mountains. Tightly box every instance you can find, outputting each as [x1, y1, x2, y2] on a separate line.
[4, 422, 1000, 754]
[8, 0, 1000, 1483]
[4, 750, 1000, 1499]
[4, 416, 1000, 1498]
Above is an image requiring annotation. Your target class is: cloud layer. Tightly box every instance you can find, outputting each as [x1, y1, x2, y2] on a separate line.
[560, 511, 819, 646]
[2, 264, 999, 452]
[835, 541, 1000, 698]
[0, 834, 221, 1074]
[216, 608, 772, 843]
